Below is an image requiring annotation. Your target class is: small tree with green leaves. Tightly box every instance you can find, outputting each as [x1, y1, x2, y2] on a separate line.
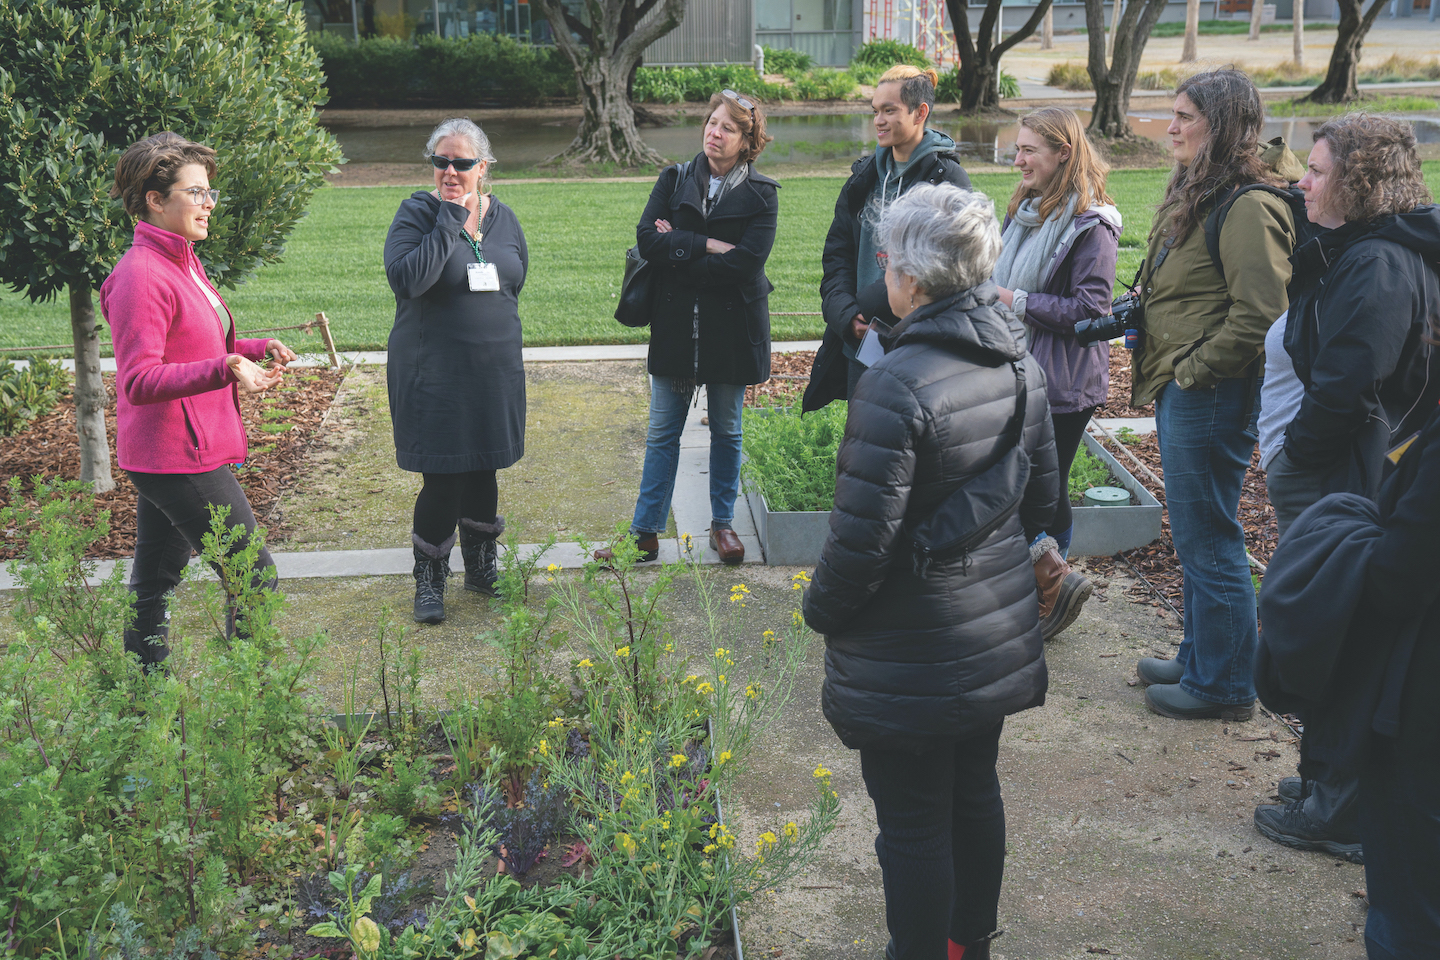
[0, 0, 342, 491]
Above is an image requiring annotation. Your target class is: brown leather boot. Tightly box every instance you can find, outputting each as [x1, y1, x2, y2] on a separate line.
[593, 532, 660, 565]
[709, 526, 744, 565]
[1031, 536, 1093, 641]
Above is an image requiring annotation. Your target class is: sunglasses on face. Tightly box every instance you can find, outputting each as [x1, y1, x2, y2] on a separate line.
[722, 89, 756, 118]
[430, 155, 482, 171]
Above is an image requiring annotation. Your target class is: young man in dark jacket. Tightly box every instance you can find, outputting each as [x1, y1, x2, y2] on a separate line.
[802, 64, 972, 413]
[1254, 115, 1440, 860]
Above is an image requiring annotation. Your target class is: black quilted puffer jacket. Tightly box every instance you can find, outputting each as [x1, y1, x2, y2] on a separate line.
[803, 281, 1059, 753]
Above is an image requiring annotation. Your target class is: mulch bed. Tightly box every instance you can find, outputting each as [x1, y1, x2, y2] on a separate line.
[1087, 430, 1278, 614]
[748, 348, 1281, 615]
[1094, 346, 1155, 419]
[746, 350, 813, 407]
[0, 368, 344, 560]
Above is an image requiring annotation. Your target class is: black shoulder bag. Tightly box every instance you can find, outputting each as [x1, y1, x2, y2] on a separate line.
[615, 161, 691, 328]
[908, 362, 1031, 577]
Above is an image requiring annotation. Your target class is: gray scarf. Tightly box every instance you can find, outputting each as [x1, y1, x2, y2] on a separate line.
[993, 194, 1079, 311]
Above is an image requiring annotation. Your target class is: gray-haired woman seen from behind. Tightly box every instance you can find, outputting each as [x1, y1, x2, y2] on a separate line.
[804, 183, 1058, 960]
[384, 118, 528, 623]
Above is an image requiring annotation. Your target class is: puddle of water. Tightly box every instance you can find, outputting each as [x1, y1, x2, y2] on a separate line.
[327, 112, 1440, 169]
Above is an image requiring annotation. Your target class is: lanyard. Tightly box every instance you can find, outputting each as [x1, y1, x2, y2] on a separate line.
[459, 228, 487, 265]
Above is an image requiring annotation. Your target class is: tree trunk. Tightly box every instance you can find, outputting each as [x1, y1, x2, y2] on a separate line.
[1182, 0, 1200, 61]
[69, 280, 114, 493]
[532, 0, 685, 167]
[1042, 5, 1053, 49]
[1293, 3, 1304, 65]
[1107, 0, 1123, 58]
[566, 58, 666, 165]
[1303, 0, 1385, 102]
[1249, 0, 1265, 39]
[1085, 0, 1171, 139]
[947, 0, 1054, 111]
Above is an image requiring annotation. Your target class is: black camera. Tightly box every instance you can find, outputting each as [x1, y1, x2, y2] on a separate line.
[1075, 292, 1144, 347]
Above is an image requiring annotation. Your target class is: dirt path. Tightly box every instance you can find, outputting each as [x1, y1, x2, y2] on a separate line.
[730, 563, 1368, 960]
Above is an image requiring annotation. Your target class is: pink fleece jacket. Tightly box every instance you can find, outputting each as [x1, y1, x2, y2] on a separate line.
[100, 220, 270, 474]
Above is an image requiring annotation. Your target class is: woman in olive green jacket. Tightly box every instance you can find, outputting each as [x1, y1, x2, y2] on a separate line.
[1131, 69, 1299, 721]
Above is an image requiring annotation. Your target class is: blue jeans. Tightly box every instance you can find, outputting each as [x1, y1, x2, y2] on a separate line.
[631, 377, 745, 535]
[1154, 378, 1259, 706]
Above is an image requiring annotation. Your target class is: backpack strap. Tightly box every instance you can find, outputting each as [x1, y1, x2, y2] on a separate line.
[1203, 183, 1304, 282]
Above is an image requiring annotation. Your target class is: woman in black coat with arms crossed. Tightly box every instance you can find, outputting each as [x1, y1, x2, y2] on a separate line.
[596, 91, 777, 566]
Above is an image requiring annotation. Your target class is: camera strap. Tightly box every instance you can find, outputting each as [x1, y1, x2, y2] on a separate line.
[1124, 262, 1144, 294]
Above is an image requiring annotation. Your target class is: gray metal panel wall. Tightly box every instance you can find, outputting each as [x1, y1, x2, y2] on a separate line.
[643, 0, 755, 65]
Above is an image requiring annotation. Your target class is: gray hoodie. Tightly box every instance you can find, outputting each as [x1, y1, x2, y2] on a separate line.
[856, 129, 959, 293]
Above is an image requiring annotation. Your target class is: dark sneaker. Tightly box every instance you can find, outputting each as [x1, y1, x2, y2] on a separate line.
[1136, 656, 1184, 686]
[1254, 800, 1364, 863]
[1277, 776, 1303, 803]
[1144, 683, 1253, 721]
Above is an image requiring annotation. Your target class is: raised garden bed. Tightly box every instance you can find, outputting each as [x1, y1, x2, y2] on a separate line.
[742, 405, 1161, 565]
[0, 488, 837, 959]
[1067, 432, 1163, 557]
[745, 481, 831, 566]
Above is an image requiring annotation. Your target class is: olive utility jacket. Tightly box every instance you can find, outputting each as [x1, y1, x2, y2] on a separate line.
[1131, 190, 1297, 406]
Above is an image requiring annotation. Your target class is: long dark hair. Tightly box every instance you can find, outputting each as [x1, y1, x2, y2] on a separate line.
[1153, 69, 1282, 245]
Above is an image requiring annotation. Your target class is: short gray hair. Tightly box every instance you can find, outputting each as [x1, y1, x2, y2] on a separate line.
[874, 184, 1001, 298]
[424, 117, 497, 190]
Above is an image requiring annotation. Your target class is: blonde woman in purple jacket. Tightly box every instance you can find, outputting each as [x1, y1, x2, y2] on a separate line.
[100, 132, 297, 671]
[994, 107, 1121, 641]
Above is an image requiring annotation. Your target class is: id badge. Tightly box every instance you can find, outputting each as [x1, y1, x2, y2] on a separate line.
[467, 262, 500, 292]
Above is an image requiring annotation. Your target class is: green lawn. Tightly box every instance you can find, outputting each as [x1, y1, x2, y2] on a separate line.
[4, 163, 1437, 353]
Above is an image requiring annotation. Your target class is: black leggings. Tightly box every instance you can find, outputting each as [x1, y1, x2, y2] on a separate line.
[1051, 406, 1098, 537]
[413, 470, 498, 546]
[859, 721, 1007, 958]
[126, 466, 277, 664]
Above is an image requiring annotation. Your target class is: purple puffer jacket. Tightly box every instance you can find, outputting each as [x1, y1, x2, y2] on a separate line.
[1006, 206, 1121, 414]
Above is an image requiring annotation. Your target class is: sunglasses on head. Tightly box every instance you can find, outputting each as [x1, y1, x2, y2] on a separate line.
[721, 89, 756, 118]
[430, 154, 482, 171]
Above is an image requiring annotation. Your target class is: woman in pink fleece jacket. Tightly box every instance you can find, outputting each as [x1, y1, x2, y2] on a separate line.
[100, 132, 297, 671]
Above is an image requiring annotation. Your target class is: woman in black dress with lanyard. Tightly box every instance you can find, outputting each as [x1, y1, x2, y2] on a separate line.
[384, 117, 527, 623]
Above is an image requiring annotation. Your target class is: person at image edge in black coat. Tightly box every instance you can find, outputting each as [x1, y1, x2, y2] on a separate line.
[804, 184, 1059, 960]
[384, 118, 527, 624]
[803, 63, 973, 413]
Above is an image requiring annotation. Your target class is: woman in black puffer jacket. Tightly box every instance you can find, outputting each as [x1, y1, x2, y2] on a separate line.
[804, 184, 1058, 960]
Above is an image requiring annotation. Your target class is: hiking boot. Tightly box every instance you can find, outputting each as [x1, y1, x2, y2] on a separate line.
[1136, 656, 1185, 686]
[1144, 683, 1254, 721]
[1032, 536, 1093, 640]
[1254, 799, 1364, 863]
[1277, 776, 1303, 803]
[412, 531, 454, 624]
[458, 516, 504, 596]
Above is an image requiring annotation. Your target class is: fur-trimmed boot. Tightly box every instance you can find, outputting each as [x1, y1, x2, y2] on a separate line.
[412, 531, 455, 624]
[1032, 535, 1094, 641]
[458, 516, 504, 596]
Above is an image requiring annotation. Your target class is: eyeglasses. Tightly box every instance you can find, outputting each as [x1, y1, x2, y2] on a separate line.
[722, 89, 756, 119]
[875, 251, 889, 270]
[178, 187, 220, 206]
[429, 154, 482, 172]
